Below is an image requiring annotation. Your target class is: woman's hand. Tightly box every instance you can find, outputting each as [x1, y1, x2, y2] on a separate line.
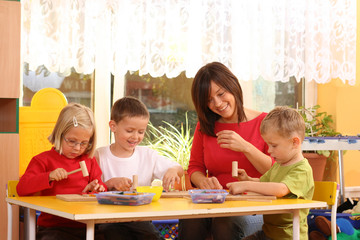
[198, 176, 223, 189]
[82, 179, 106, 193]
[105, 177, 132, 191]
[216, 130, 250, 153]
[217, 130, 273, 175]
[191, 171, 223, 189]
[49, 168, 68, 182]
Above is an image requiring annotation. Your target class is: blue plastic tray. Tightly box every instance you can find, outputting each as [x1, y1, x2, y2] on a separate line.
[188, 189, 228, 203]
[95, 191, 155, 206]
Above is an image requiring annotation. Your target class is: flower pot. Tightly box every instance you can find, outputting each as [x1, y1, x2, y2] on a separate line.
[304, 152, 327, 181]
[322, 155, 338, 182]
[174, 171, 193, 191]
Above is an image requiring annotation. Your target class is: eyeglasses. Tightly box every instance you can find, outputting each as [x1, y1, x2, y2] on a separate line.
[63, 137, 90, 149]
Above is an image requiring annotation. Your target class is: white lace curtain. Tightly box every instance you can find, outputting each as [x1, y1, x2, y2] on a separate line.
[22, 0, 357, 84]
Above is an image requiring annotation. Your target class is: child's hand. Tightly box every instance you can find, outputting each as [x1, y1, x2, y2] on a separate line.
[163, 168, 181, 191]
[82, 179, 106, 193]
[106, 177, 132, 191]
[49, 168, 68, 182]
[226, 181, 247, 195]
[237, 169, 250, 181]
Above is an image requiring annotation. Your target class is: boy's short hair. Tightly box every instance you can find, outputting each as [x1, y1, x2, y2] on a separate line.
[48, 103, 97, 157]
[111, 96, 149, 123]
[260, 106, 305, 141]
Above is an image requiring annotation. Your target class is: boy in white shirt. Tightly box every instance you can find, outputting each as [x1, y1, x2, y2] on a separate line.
[96, 96, 184, 240]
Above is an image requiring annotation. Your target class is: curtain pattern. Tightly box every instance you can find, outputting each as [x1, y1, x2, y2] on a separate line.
[22, 0, 357, 84]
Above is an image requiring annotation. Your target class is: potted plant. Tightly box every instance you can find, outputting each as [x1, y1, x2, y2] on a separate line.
[143, 112, 194, 190]
[297, 105, 341, 181]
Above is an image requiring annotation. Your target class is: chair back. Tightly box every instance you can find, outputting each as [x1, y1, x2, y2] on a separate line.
[7, 180, 19, 197]
[312, 181, 338, 240]
[313, 181, 337, 206]
[7, 180, 19, 240]
[19, 88, 67, 176]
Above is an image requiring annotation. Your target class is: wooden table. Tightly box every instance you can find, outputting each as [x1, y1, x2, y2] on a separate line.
[6, 196, 326, 240]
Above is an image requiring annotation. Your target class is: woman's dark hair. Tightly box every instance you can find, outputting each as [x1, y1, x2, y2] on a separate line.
[191, 62, 246, 137]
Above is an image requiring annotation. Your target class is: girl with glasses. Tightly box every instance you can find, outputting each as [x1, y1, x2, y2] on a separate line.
[17, 102, 107, 240]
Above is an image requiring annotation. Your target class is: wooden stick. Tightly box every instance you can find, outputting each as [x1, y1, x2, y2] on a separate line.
[68, 168, 81, 175]
[132, 175, 138, 191]
[68, 161, 89, 177]
[232, 161, 238, 177]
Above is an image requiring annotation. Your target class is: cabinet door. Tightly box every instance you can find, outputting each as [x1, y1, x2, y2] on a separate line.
[0, 0, 20, 98]
[0, 1, 21, 239]
[1, 134, 19, 240]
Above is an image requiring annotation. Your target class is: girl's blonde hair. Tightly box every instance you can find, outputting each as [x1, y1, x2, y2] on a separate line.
[260, 106, 305, 141]
[48, 103, 97, 157]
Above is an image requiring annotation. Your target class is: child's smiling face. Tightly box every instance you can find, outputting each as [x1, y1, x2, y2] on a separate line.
[110, 116, 149, 157]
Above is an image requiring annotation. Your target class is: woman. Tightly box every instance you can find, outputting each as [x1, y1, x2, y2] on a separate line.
[178, 62, 274, 240]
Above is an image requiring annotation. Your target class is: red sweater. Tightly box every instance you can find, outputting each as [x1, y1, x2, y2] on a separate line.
[17, 148, 107, 228]
[188, 113, 273, 188]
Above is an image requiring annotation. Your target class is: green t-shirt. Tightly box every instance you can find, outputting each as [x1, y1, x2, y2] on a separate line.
[260, 158, 314, 240]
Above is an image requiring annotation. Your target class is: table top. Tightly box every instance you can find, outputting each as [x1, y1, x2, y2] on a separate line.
[302, 136, 360, 150]
[6, 196, 327, 224]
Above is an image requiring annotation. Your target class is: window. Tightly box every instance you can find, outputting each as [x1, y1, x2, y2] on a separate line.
[22, 61, 305, 140]
[21, 65, 305, 149]
[124, 71, 196, 128]
[124, 72, 304, 132]
[22, 64, 94, 108]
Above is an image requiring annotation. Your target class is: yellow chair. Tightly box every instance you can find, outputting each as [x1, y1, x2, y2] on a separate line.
[8, 88, 67, 239]
[7, 180, 36, 240]
[312, 181, 338, 240]
[7, 180, 19, 240]
[19, 88, 67, 176]
[7, 180, 19, 198]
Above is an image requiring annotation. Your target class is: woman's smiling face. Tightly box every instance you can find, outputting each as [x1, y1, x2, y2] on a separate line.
[208, 81, 237, 123]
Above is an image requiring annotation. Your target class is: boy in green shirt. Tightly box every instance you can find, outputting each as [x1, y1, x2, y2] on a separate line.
[227, 106, 314, 240]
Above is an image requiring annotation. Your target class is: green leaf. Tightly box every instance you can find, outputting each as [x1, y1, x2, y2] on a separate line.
[143, 112, 193, 170]
[297, 105, 342, 160]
